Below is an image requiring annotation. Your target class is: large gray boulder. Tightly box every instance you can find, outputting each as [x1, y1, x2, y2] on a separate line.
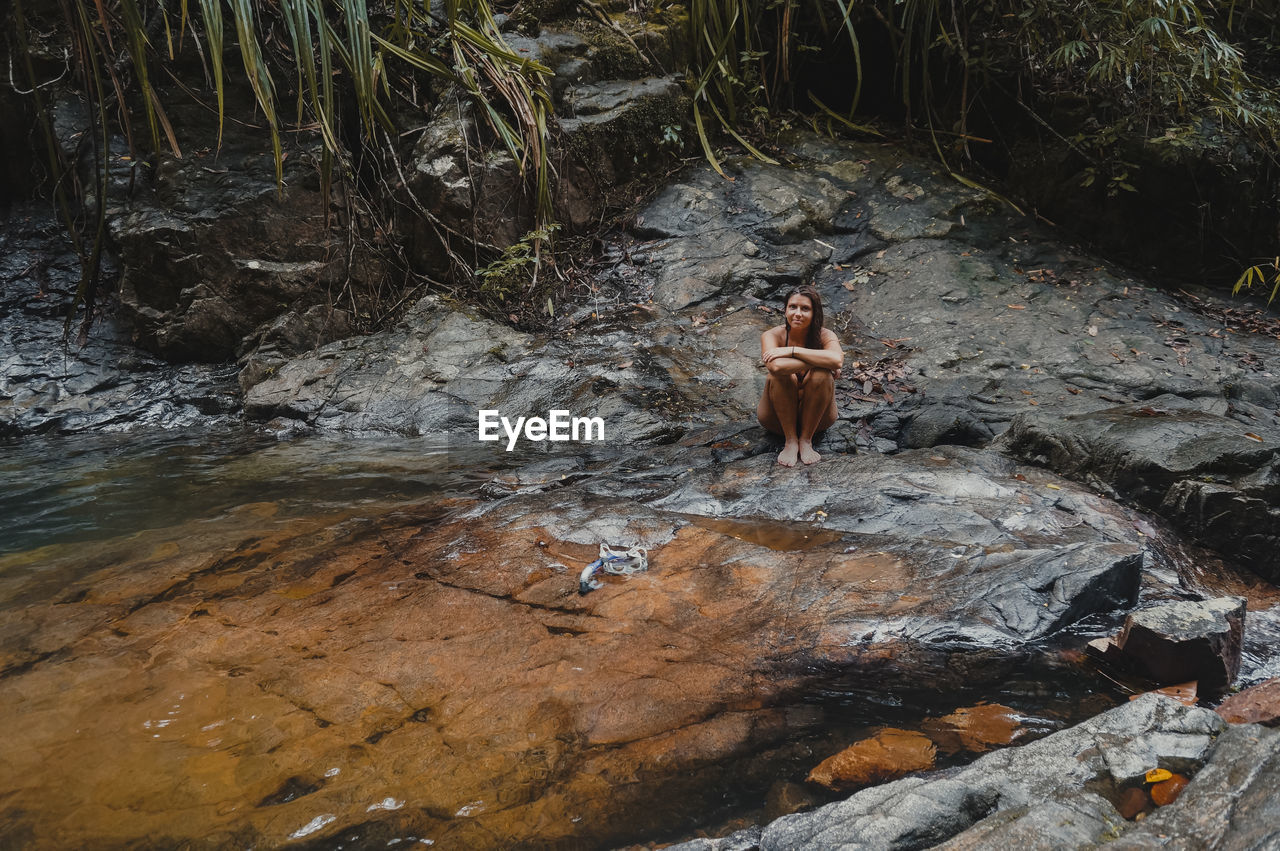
[1000, 398, 1280, 580]
[1092, 597, 1247, 697]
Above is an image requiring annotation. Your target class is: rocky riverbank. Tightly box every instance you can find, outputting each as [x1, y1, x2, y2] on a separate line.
[3, 129, 1280, 848]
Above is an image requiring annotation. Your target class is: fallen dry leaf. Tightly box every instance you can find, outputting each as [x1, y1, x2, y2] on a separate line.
[1007, 304, 1026, 310]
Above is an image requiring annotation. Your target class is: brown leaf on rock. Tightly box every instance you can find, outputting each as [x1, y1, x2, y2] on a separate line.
[806, 728, 936, 791]
[1164, 336, 1192, 366]
[1128, 681, 1198, 707]
[921, 703, 1024, 755]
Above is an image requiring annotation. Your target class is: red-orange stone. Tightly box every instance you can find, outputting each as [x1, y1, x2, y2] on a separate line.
[1151, 773, 1190, 806]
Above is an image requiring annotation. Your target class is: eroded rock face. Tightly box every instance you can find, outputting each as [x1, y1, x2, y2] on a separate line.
[0, 209, 240, 435]
[250, 131, 1280, 482]
[99, 107, 378, 362]
[1000, 399, 1280, 580]
[403, 21, 689, 269]
[242, 295, 747, 440]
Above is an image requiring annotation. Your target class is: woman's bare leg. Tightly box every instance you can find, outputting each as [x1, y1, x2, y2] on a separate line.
[798, 369, 836, 465]
[760, 374, 802, 466]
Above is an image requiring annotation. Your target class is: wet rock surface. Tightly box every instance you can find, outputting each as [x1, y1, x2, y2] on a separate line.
[1001, 399, 1280, 580]
[0, 445, 1152, 848]
[0, 209, 239, 435]
[1090, 597, 1246, 697]
[247, 133, 1280, 468]
[1216, 677, 1280, 727]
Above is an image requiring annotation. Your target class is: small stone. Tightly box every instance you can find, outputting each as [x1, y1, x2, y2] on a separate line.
[921, 703, 1024, 755]
[806, 728, 937, 791]
[1150, 773, 1189, 806]
[1108, 597, 1247, 697]
[1117, 786, 1154, 820]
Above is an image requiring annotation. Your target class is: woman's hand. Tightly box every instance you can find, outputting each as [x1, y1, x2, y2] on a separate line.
[762, 346, 795, 363]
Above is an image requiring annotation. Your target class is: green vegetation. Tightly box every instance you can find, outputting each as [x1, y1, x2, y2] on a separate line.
[1234, 257, 1280, 304]
[7, 0, 1280, 338]
[476, 223, 561, 312]
[7, 0, 554, 334]
[685, 0, 1280, 165]
[684, 0, 1280, 285]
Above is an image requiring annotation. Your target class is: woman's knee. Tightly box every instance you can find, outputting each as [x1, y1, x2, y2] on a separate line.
[767, 373, 800, 393]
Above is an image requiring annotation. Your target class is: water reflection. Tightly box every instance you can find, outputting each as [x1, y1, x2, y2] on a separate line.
[0, 429, 495, 556]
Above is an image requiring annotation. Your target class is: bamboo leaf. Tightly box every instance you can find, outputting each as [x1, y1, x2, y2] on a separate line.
[196, 0, 225, 149]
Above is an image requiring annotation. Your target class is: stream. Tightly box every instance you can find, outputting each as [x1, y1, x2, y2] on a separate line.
[0, 425, 1135, 848]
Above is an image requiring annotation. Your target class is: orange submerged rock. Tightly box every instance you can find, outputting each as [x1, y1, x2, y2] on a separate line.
[806, 728, 937, 791]
[1129, 680, 1198, 707]
[921, 702, 1023, 754]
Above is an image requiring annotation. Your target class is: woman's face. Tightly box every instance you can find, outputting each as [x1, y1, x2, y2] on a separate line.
[785, 294, 815, 335]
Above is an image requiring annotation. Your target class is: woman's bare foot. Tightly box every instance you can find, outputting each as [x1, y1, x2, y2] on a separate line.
[799, 441, 821, 465]
[777, 441, 800, 467]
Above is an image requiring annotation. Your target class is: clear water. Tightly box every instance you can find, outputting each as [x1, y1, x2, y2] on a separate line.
[0, 429, 496, 557]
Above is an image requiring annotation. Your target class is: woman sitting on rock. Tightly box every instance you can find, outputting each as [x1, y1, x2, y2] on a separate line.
[758, 286, 844, 466]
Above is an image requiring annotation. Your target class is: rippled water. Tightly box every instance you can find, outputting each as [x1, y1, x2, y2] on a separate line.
[0, 429, 496, 557]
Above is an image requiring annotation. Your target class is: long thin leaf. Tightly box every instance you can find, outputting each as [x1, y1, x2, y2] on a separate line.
[196, 0, 225, 149]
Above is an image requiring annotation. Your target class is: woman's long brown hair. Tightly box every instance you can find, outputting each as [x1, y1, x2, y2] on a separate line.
[783, 285, 824, 350]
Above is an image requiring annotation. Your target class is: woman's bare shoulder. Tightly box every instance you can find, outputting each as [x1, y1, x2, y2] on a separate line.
[762, 324, 787, 343]
[820, 327, 841, 345]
